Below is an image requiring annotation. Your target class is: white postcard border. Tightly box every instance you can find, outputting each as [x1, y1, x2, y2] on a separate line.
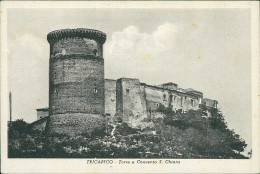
[1, 1, 259, 173]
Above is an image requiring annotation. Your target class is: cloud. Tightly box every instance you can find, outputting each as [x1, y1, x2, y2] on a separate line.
[107, 23, 178, 57]
[104, 23, 179, 79]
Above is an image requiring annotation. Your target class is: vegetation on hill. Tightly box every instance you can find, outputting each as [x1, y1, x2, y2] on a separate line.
[8, 107, 249, 158]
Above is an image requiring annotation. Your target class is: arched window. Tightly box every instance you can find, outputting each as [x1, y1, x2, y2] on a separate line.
[94, 88, 98, 93]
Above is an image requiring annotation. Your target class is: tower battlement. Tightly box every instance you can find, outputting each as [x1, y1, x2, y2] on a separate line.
[47, 28, 106, 44]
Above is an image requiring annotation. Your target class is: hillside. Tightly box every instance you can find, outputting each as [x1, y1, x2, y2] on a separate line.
[8, 108, 248, 158]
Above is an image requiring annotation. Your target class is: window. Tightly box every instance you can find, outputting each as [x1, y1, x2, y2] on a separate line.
[199, 98, 202, 104]
[191, 99, 194, 107]
[214, 102, 218, 108]
[53, 72, 57, 79]
[93, 49, 97, 56]
[94, 88, 98, 93]
[181, 97, 183, 107]
[163, 94, 166, 100]
[156, 103, 160, 108]
[185, 96, 187, 100]
[126, 89, 130, 93]
[174, 96, 176, 101]
[54, 89, 58, 96]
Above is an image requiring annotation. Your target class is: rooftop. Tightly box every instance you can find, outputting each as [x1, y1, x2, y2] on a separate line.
[36, 107, 49, 111]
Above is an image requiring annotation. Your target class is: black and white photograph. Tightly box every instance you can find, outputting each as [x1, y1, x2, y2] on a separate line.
[1, 1, 259, 173]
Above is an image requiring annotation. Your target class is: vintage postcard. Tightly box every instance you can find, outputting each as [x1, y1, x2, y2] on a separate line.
[1, 1, 259, 173]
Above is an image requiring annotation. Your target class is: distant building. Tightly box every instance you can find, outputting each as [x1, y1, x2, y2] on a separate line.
[201, 98, 218, 109]
[36, 108, 49, 120]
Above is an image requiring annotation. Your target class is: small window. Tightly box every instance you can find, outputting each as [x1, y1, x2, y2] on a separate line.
[126, 89, 130, 93]
[191, 99, 194, 107]
[199, 98, 202, 104]
[94, 88, 98, 93]
[185, 96, 187, 100]
[93, 49, 97, 56]
[156, 103, 160, 108]
[163, 94, 166, 100]
[174, 96, 176, 101]
[54, 89, 58, 96]
[53, 72, 57, 79]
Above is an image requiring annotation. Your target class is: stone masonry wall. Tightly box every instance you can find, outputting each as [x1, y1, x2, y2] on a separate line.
[202, 98, 218, 108]
[49, 56, 104, 115]
[116, 78, 123, 117]
[30, 117, 48, 132]
[105, 79, 116, 118]
[116, 78, 148, 129]
[51, 37, 103, 58]
[144, 85, 201, 114]
[45, 113, 105, 136]
[46, 29, 106, 136]
[37, 109, 49, 120]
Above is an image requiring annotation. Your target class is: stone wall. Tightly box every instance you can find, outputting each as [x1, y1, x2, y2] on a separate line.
[45, 113, 105, 136]
[49, 56, 104, 115]
[30, 117, 48, 132]
[144, 85, 170, 112]
[46, 28, 106, 136]
[36, 108, 49, 120]
[51, 37, 103, 58]
[113, 78, 212, 128]
[202, 98, 218, 108]
[116, 78, 123, 118]
[34, 76, 216, 133]
[116, 78, 148, 128]
[143, 84, 202, 114]
[105, 79, 116, 118]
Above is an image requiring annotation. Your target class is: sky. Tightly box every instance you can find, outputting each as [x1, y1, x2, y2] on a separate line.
[7, 8, 251, 152]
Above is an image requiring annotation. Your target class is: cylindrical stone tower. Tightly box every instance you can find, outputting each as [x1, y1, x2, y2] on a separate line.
[45, 28, 106, 136]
